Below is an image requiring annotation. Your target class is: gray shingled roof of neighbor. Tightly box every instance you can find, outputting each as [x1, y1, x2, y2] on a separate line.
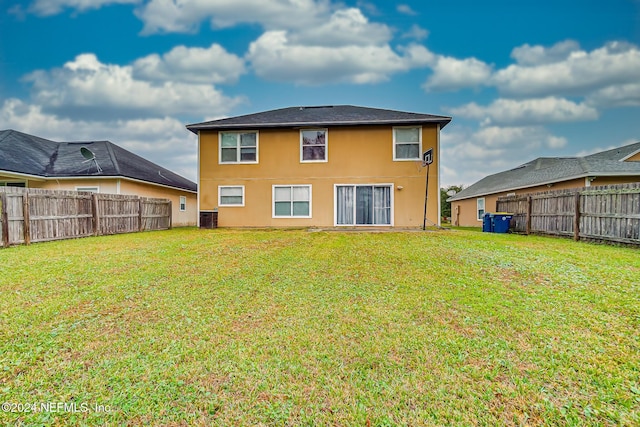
[448, 141, 640, 202]
[0, 129, 196, 192]
[186, 105, 452, 133]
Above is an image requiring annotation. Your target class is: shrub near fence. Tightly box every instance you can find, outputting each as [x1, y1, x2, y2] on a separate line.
[0, 187, 171, 247]
[497, 182, 640, 246]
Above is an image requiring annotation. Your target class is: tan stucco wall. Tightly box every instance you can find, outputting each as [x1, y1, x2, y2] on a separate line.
[30, 178, 196, 227]
[199, 125, 441, 227]
[451, 176, 640, 227]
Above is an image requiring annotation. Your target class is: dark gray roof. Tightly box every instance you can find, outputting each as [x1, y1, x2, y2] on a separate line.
[0, 129, 196, 192]
[449, 141, 640, 201]
[186, 105, 452, 133]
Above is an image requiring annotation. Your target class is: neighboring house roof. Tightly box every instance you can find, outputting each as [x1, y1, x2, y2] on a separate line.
[186, 105, 452, 133]
[449, 141, 640, 201]
[0, 129, 196, 192]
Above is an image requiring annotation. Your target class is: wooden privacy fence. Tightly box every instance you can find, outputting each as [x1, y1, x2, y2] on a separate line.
[496, 182, 640, 245]
[0, 187, 171, 247]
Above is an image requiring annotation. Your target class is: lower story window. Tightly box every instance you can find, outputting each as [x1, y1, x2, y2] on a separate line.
[219, 186, 244, 206]
[477, 197, 485, 221]
[273, 185, 311, 218]
[179, 196, 187, 211]
[336, 184, 392, 225]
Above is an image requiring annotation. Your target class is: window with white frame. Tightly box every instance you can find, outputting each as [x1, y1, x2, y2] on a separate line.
[219, 132, 258, 163]
[335, 184, 392, 226]
[179, 196, 187, 211]
[273, 185, 311, 218]
[219, 186, 245, 207]
[477, 198, 485, 221]
[393, 127, 421, 161]
[300, 129, 327, 162]
[75, 186, 99, 193]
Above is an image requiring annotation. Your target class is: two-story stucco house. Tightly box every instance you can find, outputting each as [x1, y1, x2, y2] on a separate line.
[187, 105, 451, 228]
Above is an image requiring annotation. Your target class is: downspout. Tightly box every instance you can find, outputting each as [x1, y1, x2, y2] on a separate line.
[436, 123, 441, 227]
[196, 131, 201, 228]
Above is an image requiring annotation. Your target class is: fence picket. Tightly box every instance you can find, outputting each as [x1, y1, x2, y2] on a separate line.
[0, 187, 171, 247]
[497, 182, 640, 245]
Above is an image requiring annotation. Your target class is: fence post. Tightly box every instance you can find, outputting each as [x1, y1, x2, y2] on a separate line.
[138, 198, 144, 232]
[573, 191, 581, 241]
[1, 192, 8, 247]
[22, 191, 31, 245]
[525, 196, 532, 235]
[168, 200, 172, 230]
[92, 193, 100, 236]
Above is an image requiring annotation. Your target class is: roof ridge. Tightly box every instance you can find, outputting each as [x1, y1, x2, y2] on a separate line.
[104, 141, 121, 175]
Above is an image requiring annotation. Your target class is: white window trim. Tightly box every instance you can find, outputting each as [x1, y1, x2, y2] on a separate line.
[75, 186, 99, 193]
[300, 128, 328, 163]
[218, 185, 245, 207]
[333, 183, 394, 227]
[179, 195, 187, 212]
[477, 197, 485, 221]
[393, 126, 422, 161]
[218, 131, 259, 164]
[272, 185, 312, 219]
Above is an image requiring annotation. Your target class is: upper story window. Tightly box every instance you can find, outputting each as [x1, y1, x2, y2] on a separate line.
[301, 129, 327, 162]
[220, 132, 258, 164]
[393, 127, 422, 161]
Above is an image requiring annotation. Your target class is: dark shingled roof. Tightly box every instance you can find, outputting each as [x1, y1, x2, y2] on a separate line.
[0, 129, 196, 192]
[186, 105, 452, 133]
[449, 141, 640, 201]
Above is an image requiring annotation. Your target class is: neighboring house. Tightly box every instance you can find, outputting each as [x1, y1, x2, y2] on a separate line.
[186, 105, 452, 228]
[0, 129, 197, 226]
[448, 141, 640, 227]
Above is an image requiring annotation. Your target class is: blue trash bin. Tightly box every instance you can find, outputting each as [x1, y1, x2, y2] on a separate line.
[482, 213, 494, 232]
[493, 213, 513, 233]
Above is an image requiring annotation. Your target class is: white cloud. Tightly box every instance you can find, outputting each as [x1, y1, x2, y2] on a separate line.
[510, 40, 580, 66]
[449, 97, 598, 125]
[441, 125, 568, 186]
[396, 4, 417, 15]
[493, 41, 640, 98]
[246, 31, 426, 84]
[587, 83, 640, 108]
[1, 98, 197, 181]
[24, 53, 243, 120]
[423, 55, 493, 91]
[289, 8, 391, 47]
[132, 43, 246, 85]
[402, 24, 428, 41]
[26, 0, 139, 16]
[134, 0, 330, 34]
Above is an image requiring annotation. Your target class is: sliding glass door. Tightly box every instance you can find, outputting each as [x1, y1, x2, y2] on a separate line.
[336, 185, 392, 225]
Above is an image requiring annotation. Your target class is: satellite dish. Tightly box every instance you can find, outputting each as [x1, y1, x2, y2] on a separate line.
[80, 147, 95, 160]
[446, 189, 457, 196]
[79, 146, 103, 174]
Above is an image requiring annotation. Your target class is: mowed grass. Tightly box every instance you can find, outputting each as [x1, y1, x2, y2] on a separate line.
[1, 228, 639, 426]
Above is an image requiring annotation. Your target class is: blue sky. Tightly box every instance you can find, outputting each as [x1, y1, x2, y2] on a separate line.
[1, 0, 639, 186]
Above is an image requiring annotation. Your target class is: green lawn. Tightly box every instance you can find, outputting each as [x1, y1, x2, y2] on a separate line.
[1, 228, 639, 426]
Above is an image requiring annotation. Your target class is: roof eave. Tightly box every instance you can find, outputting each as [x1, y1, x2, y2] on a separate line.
[449, 170, 640, 201]
[186, 117, 452, 133]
